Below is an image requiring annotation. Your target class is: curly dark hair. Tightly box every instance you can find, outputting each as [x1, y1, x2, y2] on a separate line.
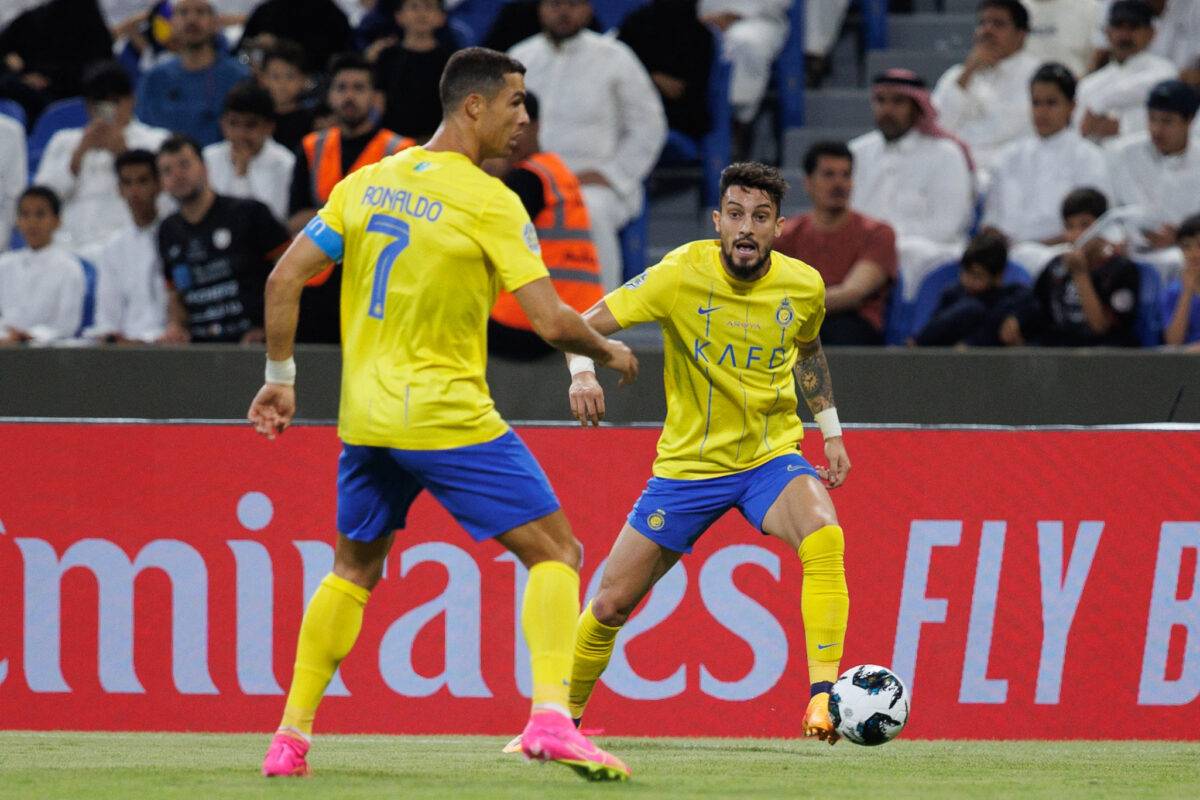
[718, 162, 789, 214]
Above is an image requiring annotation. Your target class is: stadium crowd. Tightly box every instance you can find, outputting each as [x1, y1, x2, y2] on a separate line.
[0, 0, 1197, 350]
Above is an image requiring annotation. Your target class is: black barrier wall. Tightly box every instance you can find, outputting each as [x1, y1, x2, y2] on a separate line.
[1, 346, 1197, 424]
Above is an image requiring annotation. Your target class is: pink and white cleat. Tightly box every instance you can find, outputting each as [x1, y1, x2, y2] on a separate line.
[261, 731, 311, 777]
[519, 710, 630, 782]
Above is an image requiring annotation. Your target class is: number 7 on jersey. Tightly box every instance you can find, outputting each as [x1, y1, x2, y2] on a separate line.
[366, 214, 410, 320]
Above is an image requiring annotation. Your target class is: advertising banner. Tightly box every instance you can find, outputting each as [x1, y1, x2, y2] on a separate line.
[0, 423, 1196, 738]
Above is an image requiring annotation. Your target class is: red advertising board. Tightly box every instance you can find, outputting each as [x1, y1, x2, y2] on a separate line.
[0, 423, 1197, 739]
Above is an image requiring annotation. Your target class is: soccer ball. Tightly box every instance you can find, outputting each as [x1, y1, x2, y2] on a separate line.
[828, 664, 909, 746]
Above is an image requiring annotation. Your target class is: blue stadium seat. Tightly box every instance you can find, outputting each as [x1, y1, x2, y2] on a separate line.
[774, 0, 806, 128]
[889, 260, 1032, 344]
[75, 258, 98, 339]
[27, 97, 88, 177]
[619, 187, 649, 282]
[699, 50, 733, 209]
[591, 0, 650, 30]
[883, 272, 907, 345]
[446, 0, 508, 46]
[1135, 262, 1164, 347]
[860, 0, 890, 49]
[0, 98, 26, 129]
[899, 262, 960, 344]
[658, 35, 732, 210]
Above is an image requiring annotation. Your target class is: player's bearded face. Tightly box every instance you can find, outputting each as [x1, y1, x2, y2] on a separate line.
[713, 185, 782, 280]
[479, 75, 530, 159]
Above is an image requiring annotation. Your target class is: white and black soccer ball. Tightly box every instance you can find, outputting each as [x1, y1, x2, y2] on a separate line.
[828, 664, 909, 746]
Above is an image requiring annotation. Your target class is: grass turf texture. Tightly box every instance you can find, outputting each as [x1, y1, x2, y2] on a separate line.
[0, 733, 1196, 799]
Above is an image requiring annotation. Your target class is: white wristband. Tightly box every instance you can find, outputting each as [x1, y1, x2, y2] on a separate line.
[567, 355, 596, 377]
[265, 356, 296, 386]
[815, 407, 842, 439]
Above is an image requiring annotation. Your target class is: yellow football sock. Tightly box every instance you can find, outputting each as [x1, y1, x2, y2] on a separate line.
[279, 572, 370, 736]
[521, 560, 580, 712]
[799, 524, 849, 687]
[568, 600, 621, 719]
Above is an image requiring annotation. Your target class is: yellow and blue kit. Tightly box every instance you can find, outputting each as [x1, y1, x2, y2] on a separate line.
[604, 239, 827, 551]
[304, 146, 560, 541]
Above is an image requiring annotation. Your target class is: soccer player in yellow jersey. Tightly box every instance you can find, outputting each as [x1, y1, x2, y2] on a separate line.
[509, 162, 852, 749]
[247, 48, 637, 781]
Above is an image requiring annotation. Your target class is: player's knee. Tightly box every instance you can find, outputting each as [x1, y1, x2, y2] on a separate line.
[527, 534, 581, 572]
[332, 560, 384, 591]
[590, 592, 631, 627]
[556, 535, 583, 572]
[805, 510, 839, 536]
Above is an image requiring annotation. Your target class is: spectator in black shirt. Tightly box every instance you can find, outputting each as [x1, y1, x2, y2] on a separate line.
[618, 0, 714, 141]
[1002, 187, 1141, 347]
[260, 40, 316, 153]
[374, 0, 457, 141]
[239, 0, 353, 76]
[0, 0, 113, 122]
[156, 134, 289, 344]
[913, 230, 1033, 346]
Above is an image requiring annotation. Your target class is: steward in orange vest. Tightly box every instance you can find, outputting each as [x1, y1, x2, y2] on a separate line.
[287, 54, 415, 343]
[300, 126, 414, 206]
[487, 93, 602, 360]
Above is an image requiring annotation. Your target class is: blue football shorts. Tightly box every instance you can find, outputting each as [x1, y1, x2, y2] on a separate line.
[628, 452, 820, 553]
[336, 430, 561, 542]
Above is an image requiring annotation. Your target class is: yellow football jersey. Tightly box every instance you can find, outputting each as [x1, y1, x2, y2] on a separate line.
[604, 240, 825, 479]
[305, 146, 549, 449]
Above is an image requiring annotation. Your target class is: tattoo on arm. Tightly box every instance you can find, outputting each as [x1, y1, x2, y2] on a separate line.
[794, 337, 835, 414]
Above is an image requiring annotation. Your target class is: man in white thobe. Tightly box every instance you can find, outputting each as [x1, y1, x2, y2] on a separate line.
[697, 0, 790, 125]
[932, 0, 1041, 184]
[984, 63, 1111, 275]
[202, 81, 295, 224]
[1108, 79, 1200, 277]
[511, 0, 666, 289]
[1025, 0, 1103, 79]
[1092, 0, 1200, 73]
[850, 70, 975, 299]
[34, 61, 170, 249]
[1074, 0, 1176, 143]
[82, 149, 168, 343]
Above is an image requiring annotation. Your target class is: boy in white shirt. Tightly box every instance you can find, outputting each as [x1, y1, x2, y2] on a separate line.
[202, 81, 295, 224]
[0, 187, 85, 344]
[86, 149, 169, 343]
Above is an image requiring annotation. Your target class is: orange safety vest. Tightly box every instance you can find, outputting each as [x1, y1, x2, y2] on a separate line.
[302, 126, 415, 203]
[491, 152, 603, 331]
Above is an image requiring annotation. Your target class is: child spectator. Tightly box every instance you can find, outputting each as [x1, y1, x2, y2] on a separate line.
[259, 39, 315, 153]
[1162, 212, 1200, 347]
[0, 187, 85, 344]
[1002, 187, 1141, 347]
[913, 230, 1033, 346]
[85, 149, 168, 343]
[203, 81, 295, 223]
[983, 62, 1110, 275]
[375, 0, 456, 141]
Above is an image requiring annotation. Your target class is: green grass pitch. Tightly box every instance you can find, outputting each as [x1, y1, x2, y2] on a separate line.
[0, 732, 1196, 799]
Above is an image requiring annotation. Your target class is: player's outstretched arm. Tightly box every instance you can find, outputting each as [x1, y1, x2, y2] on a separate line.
[513, 277, 638, 386]
[794, 336, 851, 488]
[247, 235, 332, 440]
[564, 300, 625, 427]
